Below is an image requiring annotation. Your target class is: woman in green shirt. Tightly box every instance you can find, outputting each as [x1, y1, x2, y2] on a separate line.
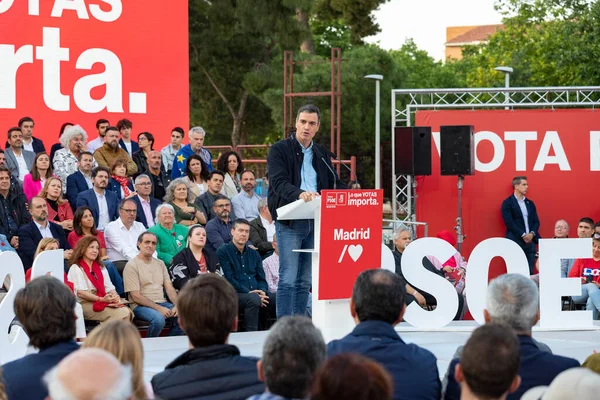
[165, 178, 206, 226]
[149, 203, 188, 266]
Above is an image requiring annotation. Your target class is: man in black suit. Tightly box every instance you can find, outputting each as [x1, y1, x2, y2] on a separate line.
[501, 176, 540, 274]
[75, 166, 119, 231]
[4, 116, 46, 154]
[17, 196, 72, 270]
[249, 197, 275, 259]
[131, 174, 161, 228]
[65, 151, 95, 211]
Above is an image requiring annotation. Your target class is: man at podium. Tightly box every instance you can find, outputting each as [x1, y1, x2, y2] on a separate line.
[267, 104, 345, 318]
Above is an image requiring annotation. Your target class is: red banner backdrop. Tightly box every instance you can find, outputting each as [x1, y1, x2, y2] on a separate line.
[415, 109, 600, 276]
[319, 190, 383, 300]
[0, 0, 188, 149]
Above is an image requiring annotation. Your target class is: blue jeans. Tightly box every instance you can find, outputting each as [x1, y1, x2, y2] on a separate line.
[275, 220, 313, 318]
[133, 302, 184, 337]
[572, 282, 600, 320]
[104, 261, 124, 296]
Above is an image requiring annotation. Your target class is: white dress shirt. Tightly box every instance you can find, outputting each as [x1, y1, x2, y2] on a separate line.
[515, 195, 530, 235]
[15, 153, 28, 182]
[104, 218, 148, 261]
[87, 137, 104, 153]
[34, 220, 54, 239]
[94, 190, 111, 231]
[22, 140, 34, 153]
[260, 215, 276, 242]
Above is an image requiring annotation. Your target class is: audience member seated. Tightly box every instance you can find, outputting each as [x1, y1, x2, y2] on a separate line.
[311, 353, 393, 400]
[131, 174, 161, 228]
[105, 198, 147, 261]
[147, 150, 170, 201]
[40, 177, 74, 232]
[171, 126, 213, 179]
[427, 230, 468, 295]
[182, 154, 209, 200]
[595, 222, 600, 236]
[218, 219, 275, 332]
[170, 224, 221, 290]
[248, 316, 326, 400]
[93, 126, 138, 176]
[206, 194, 234, 252]
[195, 170, 225, 221]
[53, 124, 95, 187]
[166, 178, 206, 226]
[0, 149, 25, 192]
[23, 152, 53, 201]
[262, 235, 279, 294]
[568, 233, 600, 319]
[328, 269, 441, 400]
[82, 320, 153, 400]
[562, 217, 595, 277]
[17, 196, 72, 270]
[123, 232, 184, 338]
[454, 323, 521, 400]
[43, 348, 132, 400]
[107, 158, 136, 201]
[0, 166, 30, 250]
[444, 274, 580, 400]
[67, 236, 132, 323]
[554, 219, 570, 238]
[117, 118, 139, 157]
[151, 274, 264, 399]
[2, 277, 79, 400]
[161, 127, 184, 176]
[521, 368, 600, 400]
[49, 122, 73, 163]
[250, 198, 275, 259]
[76, 166, 119, 231]
[132, 131, 154, 176]
[66, 151, 95, 212]
[149, 204, 188, 266]
[11, 116, 45, 153]
[87, 119, 109, 154]
[67, 206, 124, 295]
[217, 150, 243, 198]
[4, 126, 34, 183]
[231, 170, 261, 220]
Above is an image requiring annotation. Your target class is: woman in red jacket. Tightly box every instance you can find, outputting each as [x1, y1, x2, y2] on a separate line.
[568, 233, 600, 319]
[39, 177, 74, 232]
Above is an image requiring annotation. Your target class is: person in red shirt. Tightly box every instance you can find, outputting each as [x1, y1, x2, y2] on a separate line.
[568, 233, 600, 319]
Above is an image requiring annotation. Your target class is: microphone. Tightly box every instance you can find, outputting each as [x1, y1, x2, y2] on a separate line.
[321, 157, 337, 190]
[328, 151, 359, 184]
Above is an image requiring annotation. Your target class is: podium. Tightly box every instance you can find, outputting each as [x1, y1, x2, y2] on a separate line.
[277, 190, 385, 341]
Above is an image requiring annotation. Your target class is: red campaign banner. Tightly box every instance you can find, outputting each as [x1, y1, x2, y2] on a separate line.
[0, 1, 189, 150]
[319, 189, 383, 300]
[415, 109, 600, 277]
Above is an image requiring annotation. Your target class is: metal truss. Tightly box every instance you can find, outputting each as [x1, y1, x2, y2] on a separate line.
[391, 86, 600, 227]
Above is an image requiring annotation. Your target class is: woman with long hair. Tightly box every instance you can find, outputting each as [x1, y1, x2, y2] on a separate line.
[39, 177, 74, 232]
[182, 154, 209, 201]
[169, 224, 221, 290]
[132, 131, 154, 175]
[107, 158, 135, 200]
[66, 236, 132, 323]
[83, 320, 153, 399]
[23, 152, 53, 201]
[216, 150, 243, 198]
[165, 178, 206, 226]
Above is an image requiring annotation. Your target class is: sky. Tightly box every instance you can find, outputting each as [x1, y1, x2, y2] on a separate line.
[366, 0, 503, 60]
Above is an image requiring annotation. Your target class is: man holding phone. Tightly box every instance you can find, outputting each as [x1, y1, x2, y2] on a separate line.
[568, 233, 600, 319]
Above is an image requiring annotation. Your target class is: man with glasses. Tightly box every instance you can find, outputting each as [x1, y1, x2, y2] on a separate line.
[553, 219, 570, 238]
[131, 174, 161, 229]
[205, 194, 233, 252]
[104, 198, 149, 261]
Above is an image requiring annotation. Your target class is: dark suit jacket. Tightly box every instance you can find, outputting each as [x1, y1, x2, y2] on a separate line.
[66, 170, 91, 212]
[119, 138, 139, 156]
[444, 335, 580, 400]
[501, 194, 540, 248]
[75, 189, 119, 228]
[107, 177, 134, 201]
[249, 217, 274, 259]
[2, 340, 79, 400]
[328, 320, 441, 400]
[18, 220, 70, 269]
[6, 136, 46, 154]
[131, 195, 161, 228]
[49, 142, 62, 163]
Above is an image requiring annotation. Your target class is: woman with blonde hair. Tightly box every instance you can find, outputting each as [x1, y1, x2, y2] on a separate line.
[39, 177, 74, 231]
[83, 320, 153, 400]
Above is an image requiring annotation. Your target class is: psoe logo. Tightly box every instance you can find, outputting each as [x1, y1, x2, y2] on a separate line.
[326, 193, 338, 207]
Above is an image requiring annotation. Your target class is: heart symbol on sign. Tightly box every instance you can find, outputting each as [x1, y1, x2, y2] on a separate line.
[348, 244, 363, 262]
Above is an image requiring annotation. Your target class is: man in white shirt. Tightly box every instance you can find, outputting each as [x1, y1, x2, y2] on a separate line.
[249, 197, 276, 259]
[105, 198, 149, 261]
[16, 116, 46, 153]
[161, 127, 183, 175]
[231, 170, 261, 220]
[87, 119, 110, 153]
[4, 127, 34, 182]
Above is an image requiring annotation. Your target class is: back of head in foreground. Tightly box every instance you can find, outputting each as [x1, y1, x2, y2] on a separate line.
[351, 269, 406, 325]
[311, 353, 393, 400]
[44, 348, 132, 400]
[456, 323, 521, 400]
[485, 273, 539, 334]
[520, 368, 600, 400]
[258, 316, 326, 399]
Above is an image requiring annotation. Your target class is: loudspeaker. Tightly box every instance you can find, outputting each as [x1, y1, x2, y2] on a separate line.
[394, 126, 432, 176]
[440, 125, 474, 175]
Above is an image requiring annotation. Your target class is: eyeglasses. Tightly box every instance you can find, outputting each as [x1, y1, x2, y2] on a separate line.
[120, 208, 137, 213]
[137, 182, 151, 186]
[555, 226, 568, 230]
[593, 233, 600, 240]
[214, 204, 231, 209]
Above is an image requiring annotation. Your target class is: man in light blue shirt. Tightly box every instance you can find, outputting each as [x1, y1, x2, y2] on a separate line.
[232, 170, 262, 220]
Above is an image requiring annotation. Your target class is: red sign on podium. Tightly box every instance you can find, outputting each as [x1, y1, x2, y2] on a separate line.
[319, 190, 383, 300]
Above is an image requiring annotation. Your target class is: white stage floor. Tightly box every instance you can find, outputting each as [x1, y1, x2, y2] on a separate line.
[142, 321, 600, 383]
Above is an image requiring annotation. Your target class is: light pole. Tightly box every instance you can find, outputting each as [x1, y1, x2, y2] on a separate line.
[365, 74, 383, 189]
[494, 66, 513, 110]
